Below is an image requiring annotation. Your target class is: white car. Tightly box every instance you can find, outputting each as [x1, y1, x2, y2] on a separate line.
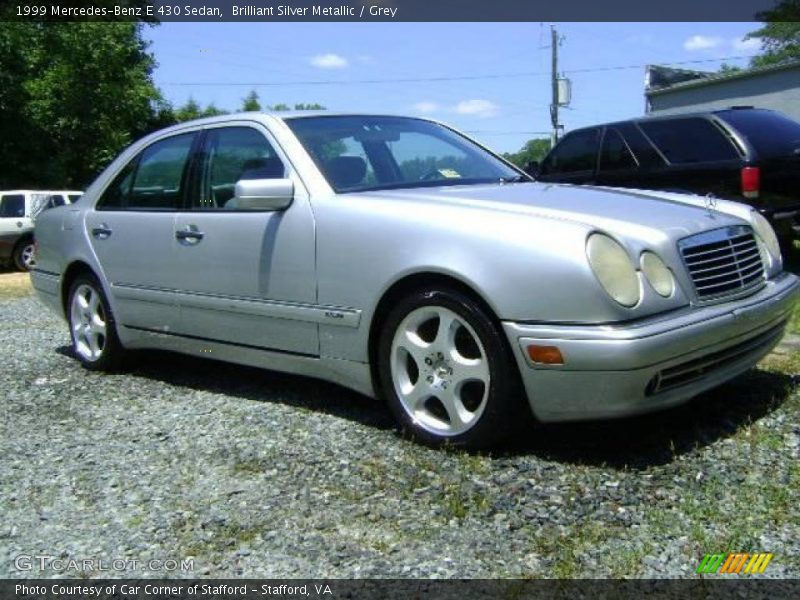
[0, 190, 81, 270]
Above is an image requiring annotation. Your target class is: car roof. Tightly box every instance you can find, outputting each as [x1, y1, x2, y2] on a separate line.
[563, 107, 780, 135]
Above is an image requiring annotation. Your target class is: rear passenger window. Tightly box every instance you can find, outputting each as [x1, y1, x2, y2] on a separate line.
[97, 132, 196, 210]
[130, 133, 196, 209]
[196, 127, 285, 209]
[541, 128, 600, 174]
[639, 118, 738, 164]
[599, 129, 637, 171]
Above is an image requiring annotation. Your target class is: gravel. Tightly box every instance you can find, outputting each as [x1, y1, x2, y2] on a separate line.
[1, 290, 799, 578]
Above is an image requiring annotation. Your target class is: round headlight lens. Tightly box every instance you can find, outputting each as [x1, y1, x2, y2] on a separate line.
[586, 233, 640, 307]
[640, 252, 674, 297]
[751, 210, 781, 263]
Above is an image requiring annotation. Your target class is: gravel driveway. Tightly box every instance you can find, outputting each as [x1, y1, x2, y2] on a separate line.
[2, 273, 799, 578]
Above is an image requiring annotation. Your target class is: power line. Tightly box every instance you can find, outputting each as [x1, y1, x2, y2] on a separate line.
[565, 55, 754, 74]
[161, 55, 754, 87]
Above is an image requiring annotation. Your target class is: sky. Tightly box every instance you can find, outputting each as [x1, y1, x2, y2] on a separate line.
[144, 22, 763, 154]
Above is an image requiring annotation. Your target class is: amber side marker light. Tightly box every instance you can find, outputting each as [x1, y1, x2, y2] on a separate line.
[527, 345, 564, 365]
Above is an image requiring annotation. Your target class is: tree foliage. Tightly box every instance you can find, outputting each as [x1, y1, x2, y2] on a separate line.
[172, 98, 228, 122]
[0, 21, 162, 188]
[748, 0, 800, 67]
[502, 138, 552, 168]
[241, 90, 261, 111]
[0, 23, 328, 189]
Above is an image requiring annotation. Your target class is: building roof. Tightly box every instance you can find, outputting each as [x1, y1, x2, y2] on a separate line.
[646, 59, 800, 97]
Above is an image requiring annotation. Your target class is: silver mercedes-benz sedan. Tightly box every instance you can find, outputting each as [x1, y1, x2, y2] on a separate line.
[31, 113, 799, 447]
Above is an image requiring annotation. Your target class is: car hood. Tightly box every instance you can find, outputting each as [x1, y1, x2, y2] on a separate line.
[360, 181, 750, 241]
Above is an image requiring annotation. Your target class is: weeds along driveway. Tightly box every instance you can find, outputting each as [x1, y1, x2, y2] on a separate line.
[1, 269, 798, 578]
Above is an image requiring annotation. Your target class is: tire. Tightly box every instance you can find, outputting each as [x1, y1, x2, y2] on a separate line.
[12, 238, 36, 271]
[377, 287, 527, 448]
[67, 274, 125, 371]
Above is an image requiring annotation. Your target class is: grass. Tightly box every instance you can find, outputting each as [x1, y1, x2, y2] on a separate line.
[0, 271, 32, 298]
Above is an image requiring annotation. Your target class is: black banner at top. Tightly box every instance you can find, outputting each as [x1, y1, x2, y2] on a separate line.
[2, 0, 793, 22]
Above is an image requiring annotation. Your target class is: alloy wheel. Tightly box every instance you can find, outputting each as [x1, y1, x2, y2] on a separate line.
[390, 306, 490, 436]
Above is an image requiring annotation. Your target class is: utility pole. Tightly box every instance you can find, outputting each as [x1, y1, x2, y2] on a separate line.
[550, 25, 560, 148]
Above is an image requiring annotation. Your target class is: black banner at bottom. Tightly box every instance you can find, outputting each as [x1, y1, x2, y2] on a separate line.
[3, 579, 800, 600]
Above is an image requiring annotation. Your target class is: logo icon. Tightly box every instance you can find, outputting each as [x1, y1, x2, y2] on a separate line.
[697, 553, 773, 575]
[704, 192, 718, 213]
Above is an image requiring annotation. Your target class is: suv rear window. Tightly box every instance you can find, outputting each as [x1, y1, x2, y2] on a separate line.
[718, 109, 800, 158]
[0, 194, 25, 218]
[638, 117, 739, 164]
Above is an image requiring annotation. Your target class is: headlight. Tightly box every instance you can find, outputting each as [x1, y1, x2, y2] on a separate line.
[751, 210, 781, 264]
[586, 233, 640, 307]
[640, 252, 674, 297]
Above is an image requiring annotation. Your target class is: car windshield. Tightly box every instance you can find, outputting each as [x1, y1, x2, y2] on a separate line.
[285, 115, 524, 192]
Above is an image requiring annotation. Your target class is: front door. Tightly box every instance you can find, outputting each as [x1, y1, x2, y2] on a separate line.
[171, 123, 318, 357]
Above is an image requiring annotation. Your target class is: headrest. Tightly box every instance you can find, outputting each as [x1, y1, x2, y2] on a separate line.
[324, 156, 367, 188]
[239, 157, 285, 180]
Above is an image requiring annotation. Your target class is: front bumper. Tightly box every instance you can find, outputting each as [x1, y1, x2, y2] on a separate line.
[504, 272, 799, 422]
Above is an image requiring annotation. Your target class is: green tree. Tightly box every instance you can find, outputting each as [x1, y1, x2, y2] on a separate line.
[294, 103, 326, 110]
[175, 98, 202, 122]
[0, 22, 162, 188]
[747, 0, 800, 67]
[241, 90, 261, 111]
[718, 63, 743, 74]
[201, 103, 227, 117]
[502, 138, 552, 169]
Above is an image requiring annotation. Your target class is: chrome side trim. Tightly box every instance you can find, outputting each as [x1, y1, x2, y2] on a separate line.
[111, 282, 361, 327]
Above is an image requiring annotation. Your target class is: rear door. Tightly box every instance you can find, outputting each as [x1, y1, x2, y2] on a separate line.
[171, 123, 319, 356]
[636, 117, 742, 198]
[595, 128, 640, 188]
[86, 130, 199, 332]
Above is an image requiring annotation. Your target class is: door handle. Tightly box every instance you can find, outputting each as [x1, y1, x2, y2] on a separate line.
[175, 227, 204, 241]
[91, 224, 112, 239]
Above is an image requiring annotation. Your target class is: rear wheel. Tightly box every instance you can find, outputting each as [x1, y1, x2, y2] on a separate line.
[67, 274, 124, 370]
[12, 238, 36, 271]
[377, 287, 526, 448]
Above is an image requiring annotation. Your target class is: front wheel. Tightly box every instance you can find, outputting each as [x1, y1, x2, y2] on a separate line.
[377, 287, 526, 448]
[67, 274, 125, 370]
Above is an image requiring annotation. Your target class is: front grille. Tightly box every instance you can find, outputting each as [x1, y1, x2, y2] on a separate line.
[645, 321, 786, 396]
[679, 225, 765, 301]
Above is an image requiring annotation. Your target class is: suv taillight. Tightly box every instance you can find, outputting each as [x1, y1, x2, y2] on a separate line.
[741, 166, 760, 199]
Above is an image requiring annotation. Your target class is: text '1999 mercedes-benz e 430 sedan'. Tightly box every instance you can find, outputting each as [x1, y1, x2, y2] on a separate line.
[32, 113, 799, 447]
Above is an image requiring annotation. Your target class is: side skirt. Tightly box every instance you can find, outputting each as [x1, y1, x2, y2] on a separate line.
[119, 325, 376, 399]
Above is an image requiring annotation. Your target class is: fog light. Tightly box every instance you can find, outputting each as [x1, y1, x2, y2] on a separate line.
[527, 345, 564, 365]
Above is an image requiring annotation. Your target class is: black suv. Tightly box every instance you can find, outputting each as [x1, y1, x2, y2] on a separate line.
[532, 108, 800, 241]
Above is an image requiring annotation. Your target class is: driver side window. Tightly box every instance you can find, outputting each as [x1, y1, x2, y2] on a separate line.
[195, 127, 285, 210]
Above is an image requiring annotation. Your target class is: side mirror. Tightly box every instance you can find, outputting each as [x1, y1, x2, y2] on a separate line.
[228, 178, 294, 211]
[524, 160, 540, 177]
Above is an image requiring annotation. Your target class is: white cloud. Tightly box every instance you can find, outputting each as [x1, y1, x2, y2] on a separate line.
[732, 36, 761, 52]
[412, 101, 439, 113]
[454, 99, 499, 118]
[683, 35, 724, 51]
[310, 53, 348, 69]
